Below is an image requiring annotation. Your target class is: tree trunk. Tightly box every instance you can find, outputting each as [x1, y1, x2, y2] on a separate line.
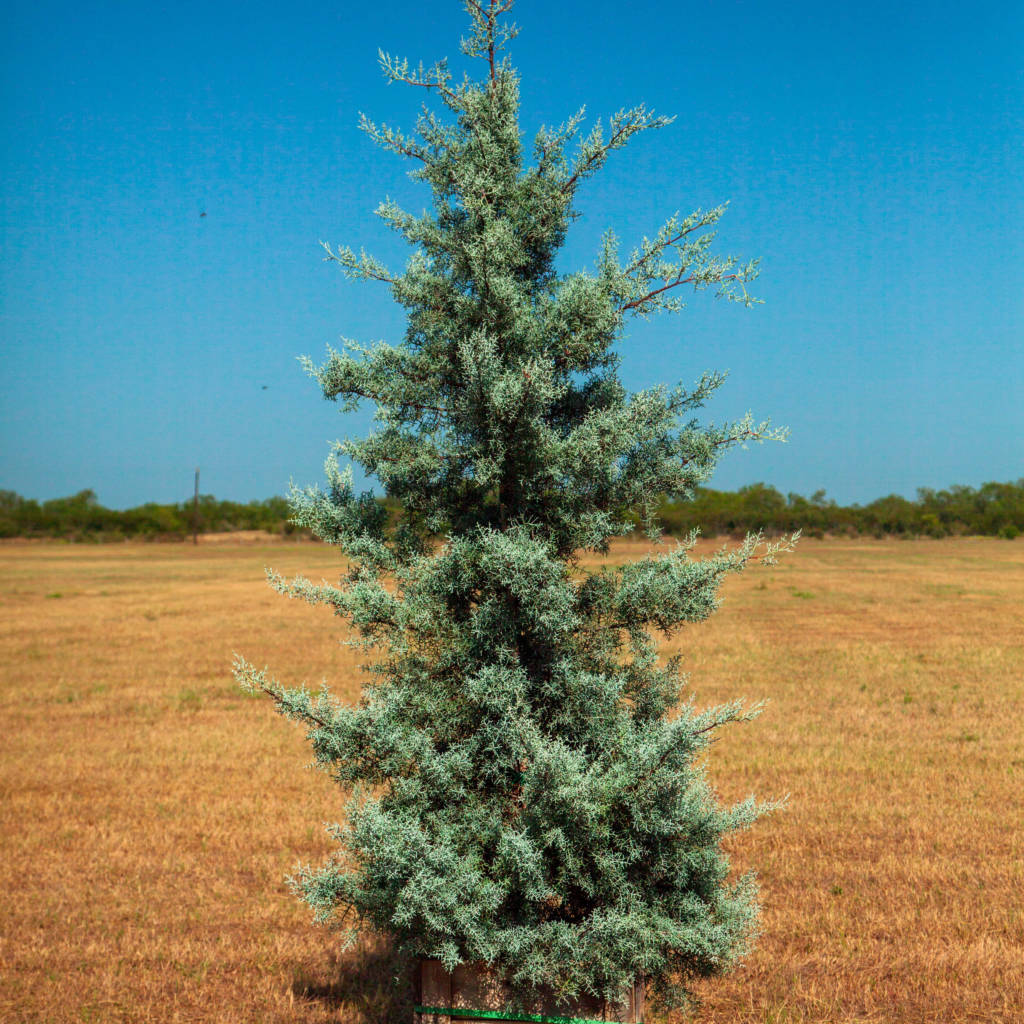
[414, 959, 644, 1023]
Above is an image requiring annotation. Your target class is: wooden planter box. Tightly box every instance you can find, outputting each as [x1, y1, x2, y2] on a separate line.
[414, 959, 644, 1024]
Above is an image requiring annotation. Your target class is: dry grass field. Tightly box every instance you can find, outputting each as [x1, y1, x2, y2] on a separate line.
[1, 536, 1021, 1023]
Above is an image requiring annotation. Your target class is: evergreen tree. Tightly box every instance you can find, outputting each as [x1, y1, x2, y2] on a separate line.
[236, 0, 792, 1010]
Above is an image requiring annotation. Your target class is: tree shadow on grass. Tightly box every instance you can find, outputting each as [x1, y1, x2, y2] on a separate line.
[291, 938, 417, 1024]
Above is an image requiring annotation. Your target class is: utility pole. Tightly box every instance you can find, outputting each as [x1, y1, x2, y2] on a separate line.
[193, 467, 200, 545]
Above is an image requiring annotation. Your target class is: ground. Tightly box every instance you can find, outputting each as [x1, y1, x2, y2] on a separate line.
[0, 536, 1021, 1023]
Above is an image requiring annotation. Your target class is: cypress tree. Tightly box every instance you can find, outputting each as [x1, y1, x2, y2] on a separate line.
[236, 0, 793, 1010]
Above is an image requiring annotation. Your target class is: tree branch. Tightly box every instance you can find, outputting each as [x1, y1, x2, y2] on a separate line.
[619, 272, 741, 314]
[562, 121, 636, 195]
[622, 221, 708, 278]
[345, 384, 448, 416]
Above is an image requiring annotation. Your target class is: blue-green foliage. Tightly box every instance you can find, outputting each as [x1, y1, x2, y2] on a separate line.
[236, 0, 792, 1009]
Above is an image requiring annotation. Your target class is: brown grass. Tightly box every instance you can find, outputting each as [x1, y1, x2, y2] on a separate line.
[1, 537, 1021, 1023]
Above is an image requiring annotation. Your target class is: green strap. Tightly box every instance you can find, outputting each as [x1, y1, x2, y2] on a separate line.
[414, 1005, 639, 1024]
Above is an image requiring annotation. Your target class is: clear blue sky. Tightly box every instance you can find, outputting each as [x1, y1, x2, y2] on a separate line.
[3, 0, 1021, 509]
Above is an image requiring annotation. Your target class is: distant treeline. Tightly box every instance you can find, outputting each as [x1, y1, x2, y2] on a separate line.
[654, 481, 1023, 540]
[0, 490, 299, 541]
[2, 480, 1022, 541]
